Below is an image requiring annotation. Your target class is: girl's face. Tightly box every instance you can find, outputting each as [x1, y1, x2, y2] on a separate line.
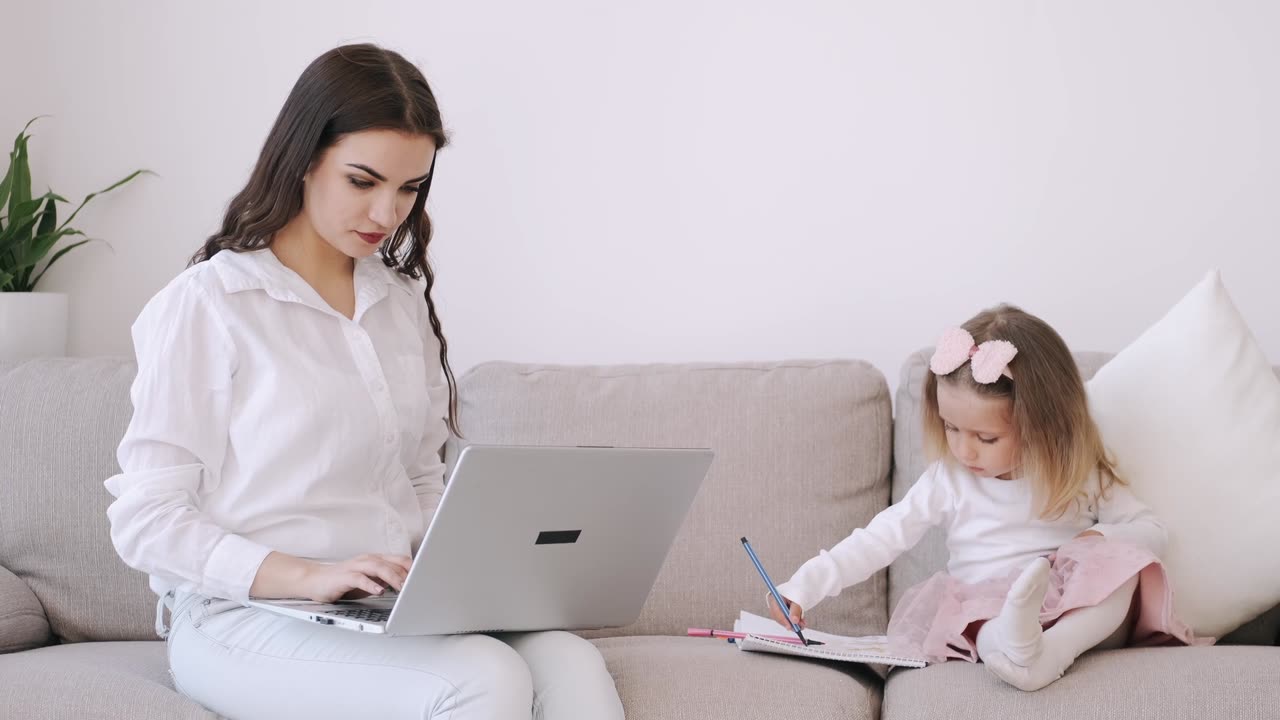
[300, 129, 437, 260]
[936, 381, 1021, 480]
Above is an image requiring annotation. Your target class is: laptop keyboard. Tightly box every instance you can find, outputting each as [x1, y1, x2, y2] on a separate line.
[325, 607, 391, 623]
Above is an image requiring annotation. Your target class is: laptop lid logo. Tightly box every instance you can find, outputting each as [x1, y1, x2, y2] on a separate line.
[535, 530, 582, 545]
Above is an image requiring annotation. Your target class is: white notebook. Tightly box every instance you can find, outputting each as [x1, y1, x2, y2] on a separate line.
[732, 612, 927, 668]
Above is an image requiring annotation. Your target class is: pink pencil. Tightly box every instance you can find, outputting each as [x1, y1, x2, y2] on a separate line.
[687, 628, 817, 646]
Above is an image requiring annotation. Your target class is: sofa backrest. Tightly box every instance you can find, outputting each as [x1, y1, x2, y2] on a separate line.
[1, 356, 898, 643]
[890, 349, 1280, 645]
[449, 360, 895, 638]
[0, 358, 156, 642]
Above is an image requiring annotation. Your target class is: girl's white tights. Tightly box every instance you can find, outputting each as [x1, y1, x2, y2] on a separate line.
[976, 557, 1139, 691]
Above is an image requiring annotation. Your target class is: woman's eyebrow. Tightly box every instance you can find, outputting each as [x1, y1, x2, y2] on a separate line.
[345, 163, 431, 184]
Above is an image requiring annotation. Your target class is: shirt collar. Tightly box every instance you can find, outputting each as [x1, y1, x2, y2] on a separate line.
[212, 247, 417, 319]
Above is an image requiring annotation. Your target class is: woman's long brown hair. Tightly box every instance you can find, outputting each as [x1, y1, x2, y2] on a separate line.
[190, 43, 460, 434]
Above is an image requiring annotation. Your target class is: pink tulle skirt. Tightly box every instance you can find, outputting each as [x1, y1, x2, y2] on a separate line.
[886, 536, 1213, 664]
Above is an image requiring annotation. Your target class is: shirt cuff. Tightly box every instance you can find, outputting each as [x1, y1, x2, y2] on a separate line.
[776, 576, 823, 615]
[203, 533, 274, 602]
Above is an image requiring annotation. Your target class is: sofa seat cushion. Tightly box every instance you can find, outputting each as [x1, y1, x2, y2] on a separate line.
[882, 646, 1280, 720]
[594, 635, 881, 720]
[0, 641, 216, 719]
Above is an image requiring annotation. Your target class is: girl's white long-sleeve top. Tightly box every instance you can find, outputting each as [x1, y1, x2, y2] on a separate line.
[776, 460, 1167, 613]
[104, 248, 450, 602]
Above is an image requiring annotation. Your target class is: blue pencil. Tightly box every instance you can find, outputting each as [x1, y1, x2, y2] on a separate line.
[740, 536, 813, 647]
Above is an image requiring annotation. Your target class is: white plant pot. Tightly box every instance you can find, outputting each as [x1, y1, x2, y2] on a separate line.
[0, 292, 69, 361]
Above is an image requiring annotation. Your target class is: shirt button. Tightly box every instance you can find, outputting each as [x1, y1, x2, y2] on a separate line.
[385, 433, 395, 445]
[373, 381, 385, 392]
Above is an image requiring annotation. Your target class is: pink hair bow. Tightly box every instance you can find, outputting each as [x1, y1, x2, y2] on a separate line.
[929, 327, 1017, 383]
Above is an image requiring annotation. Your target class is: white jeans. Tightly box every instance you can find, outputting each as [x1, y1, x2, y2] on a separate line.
[161, 593, 625, 720]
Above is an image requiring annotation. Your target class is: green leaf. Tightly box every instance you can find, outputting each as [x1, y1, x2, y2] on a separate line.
[8, 132, 31, 222]
[29, 237, 96, 289]
[0, 159, 12, 217]
[19, 192, 67, 284]
[19, 117, 45, 136]
[34, 191, 58, 239]
[0, 205, 43, 254]
[58, 169, 152, 231]
[7, 196, 44, 223]
[0, 118, 44, 224]
[12, 235, 63, 276]
[12, 231, 92, 291]
[0, 197, 47, 260]
[0, 225, 75, 288]
[7, 226, 83, 268]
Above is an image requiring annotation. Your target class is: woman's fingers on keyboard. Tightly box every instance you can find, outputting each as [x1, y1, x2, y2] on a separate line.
[356, 556, 407, 591]
[384, 554, 413, 573]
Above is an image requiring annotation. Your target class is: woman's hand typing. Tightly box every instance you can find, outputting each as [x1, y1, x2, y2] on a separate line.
[250, 552, 412, 603]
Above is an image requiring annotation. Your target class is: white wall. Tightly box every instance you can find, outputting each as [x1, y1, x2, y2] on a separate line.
[5, 0, 1278, 394]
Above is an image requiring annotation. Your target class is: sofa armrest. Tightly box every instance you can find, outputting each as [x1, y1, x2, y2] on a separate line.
[0, 564, 53, 653]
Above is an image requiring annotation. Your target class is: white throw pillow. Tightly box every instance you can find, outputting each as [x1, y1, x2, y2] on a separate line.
[1087, 270, 1280, 639]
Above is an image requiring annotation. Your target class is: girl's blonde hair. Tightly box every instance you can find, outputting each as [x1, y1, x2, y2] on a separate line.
[921, 304, 1122, 519]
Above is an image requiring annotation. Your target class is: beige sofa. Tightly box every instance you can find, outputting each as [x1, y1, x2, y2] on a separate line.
[1, 354, 1277, 719]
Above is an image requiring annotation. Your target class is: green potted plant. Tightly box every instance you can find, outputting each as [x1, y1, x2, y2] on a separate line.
[0, 117, 148, 361]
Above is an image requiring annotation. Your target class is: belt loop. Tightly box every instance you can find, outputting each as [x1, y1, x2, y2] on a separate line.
[155, 590, 176, 639]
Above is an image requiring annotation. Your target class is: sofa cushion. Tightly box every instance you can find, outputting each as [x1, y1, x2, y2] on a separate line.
[0, 641, 216, 719]
[891, 350, 1280, 645]
[882, 646, 1280, 720]
[451, 360, 893, 639]
[0, 358, 157, 642]
[0, 565, 52, 653]
[593, 635, 880, 720]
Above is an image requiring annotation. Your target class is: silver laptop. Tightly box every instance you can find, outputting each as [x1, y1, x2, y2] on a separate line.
[247, 444, 713, 635]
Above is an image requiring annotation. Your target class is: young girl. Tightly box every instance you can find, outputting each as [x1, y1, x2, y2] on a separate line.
[104, 44, 623, 719]
[769, 304, 1208, 691]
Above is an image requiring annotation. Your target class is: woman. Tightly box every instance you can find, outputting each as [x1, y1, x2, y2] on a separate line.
[104, 43, 624, 720]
